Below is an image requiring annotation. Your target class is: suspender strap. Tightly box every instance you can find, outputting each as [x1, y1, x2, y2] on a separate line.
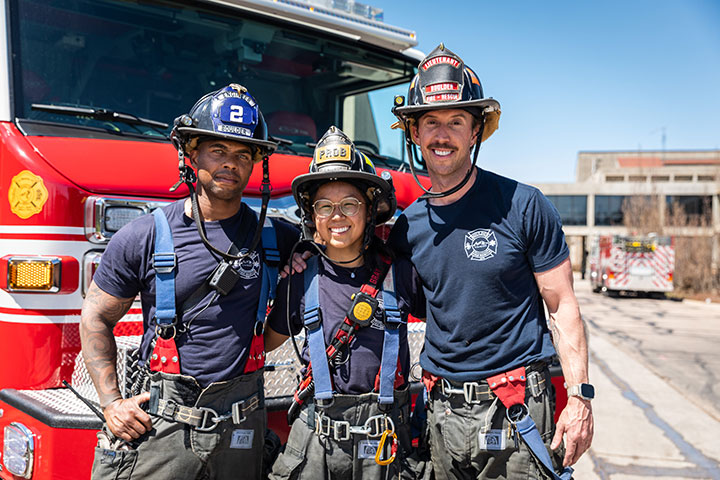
[488, 367, 573, 480]
[514, 415, 573, 480]
[257, 216, 279, 324]
[378, 265, 402, 404]
[152, 209, 177, 327]
[303, 257, 334, 401]
[245, 214, 278, 374]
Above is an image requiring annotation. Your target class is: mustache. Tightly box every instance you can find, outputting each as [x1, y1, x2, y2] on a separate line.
[428, 143, 456, 150]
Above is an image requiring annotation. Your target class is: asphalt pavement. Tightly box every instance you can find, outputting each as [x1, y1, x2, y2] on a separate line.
[570, 275, 720, 479]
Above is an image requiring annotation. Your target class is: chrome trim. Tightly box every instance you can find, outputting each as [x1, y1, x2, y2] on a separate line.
[4, 422, 35, 479]
[6, 256, 61, 293]
[85, 196, 170, 243]
[82, 250, 104, 297]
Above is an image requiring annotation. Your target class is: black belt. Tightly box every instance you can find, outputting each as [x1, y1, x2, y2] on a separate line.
[150, 391, 262, 432]
[435, 362, 548, 404]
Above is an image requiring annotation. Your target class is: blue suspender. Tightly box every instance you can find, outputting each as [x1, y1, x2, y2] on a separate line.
[302, 258, 402, 405]
[152, 208, 278, 329]
[303, 257, 334, 401]
[258, 215, 279, 324]
[152, 209, 177, 327]
[378, 265, 402, 405]
[515, 415, 574, 480]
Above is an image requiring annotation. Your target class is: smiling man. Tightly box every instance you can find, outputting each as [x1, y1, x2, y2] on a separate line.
[80, 84, 299, 480]
[389, 45, 593, 479]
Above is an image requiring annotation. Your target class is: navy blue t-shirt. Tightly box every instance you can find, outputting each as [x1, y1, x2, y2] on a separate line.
[267, 254, 425, 395]
[388, 168, 568, 382]
[93, 199, 299, 387]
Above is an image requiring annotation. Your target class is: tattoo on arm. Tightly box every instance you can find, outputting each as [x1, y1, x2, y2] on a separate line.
[80, 282, 135, 407]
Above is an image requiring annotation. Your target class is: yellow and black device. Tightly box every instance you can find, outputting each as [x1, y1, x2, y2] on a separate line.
[347, 291, 379, 327]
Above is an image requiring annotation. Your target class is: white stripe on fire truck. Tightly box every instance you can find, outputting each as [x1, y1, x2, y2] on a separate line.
[1, 226, 85, 234]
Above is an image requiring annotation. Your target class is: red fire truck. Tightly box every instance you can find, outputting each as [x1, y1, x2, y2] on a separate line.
[0, 1, 566, 478]
[588, 235, 675, 297]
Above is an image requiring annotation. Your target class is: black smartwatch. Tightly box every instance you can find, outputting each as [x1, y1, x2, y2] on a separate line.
[567, 383, 595, 401]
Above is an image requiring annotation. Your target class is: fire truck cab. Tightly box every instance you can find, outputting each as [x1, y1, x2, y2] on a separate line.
[0, 1, 430, 478]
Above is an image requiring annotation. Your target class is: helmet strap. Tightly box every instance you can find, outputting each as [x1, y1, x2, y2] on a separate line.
[403, 116, 485, 200]
[187, 155, 272, 262]
[170, 148, 197, 192]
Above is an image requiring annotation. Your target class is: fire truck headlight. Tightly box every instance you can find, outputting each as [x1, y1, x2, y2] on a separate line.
[104, 206, 145, 232]
[6, 257, 60, 292]
[3, 422, 35, 478]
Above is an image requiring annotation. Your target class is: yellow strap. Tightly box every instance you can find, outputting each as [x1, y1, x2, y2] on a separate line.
[374, 429, 397, 466]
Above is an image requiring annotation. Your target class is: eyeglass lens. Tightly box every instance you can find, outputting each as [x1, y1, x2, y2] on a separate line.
[313, 197, 362, 217]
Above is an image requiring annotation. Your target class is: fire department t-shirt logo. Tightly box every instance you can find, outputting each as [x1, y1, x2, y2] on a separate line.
[232, 249, 261, 279]
[464, 228, 497, 261]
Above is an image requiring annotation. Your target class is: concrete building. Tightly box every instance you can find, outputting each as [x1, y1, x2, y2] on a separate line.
[533, 149, 720, 273]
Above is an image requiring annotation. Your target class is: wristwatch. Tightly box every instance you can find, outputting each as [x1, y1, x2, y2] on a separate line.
[567, 383, 595, 401]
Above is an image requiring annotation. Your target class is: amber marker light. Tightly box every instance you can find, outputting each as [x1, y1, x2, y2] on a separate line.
[1, 255, 79, 294]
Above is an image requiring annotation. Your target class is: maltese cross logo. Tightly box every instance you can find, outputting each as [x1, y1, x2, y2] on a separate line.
[464, 228, 497, 262]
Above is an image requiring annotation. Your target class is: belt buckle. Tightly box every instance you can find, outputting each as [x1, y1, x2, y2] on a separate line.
[462, 382, 478, 404]
[364, 414, 394, 438]
[232, 393, 259, 424]
[315, 414, 331, 437]
[195, 407, 220, 432]
[333, 420, 351, 441]
[161, 399, 178, 420]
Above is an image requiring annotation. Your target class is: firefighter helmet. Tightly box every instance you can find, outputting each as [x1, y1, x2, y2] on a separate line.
[292, 126, 396, 225]
[172, 84, 277, 163]
[392, 44, 501, 143]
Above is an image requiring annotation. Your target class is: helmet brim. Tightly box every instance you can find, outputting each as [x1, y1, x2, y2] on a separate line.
[176, 126, 278, 155]
[292, 170, 397, 225]
[393, 98, 501, 119]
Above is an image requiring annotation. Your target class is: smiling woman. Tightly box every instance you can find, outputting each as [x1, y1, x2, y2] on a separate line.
[263, 126, 427, 479]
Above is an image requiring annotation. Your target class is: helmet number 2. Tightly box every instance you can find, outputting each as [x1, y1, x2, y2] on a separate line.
[229, 105, 244, 123]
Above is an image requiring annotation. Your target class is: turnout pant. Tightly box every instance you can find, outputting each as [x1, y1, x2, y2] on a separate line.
[269, 389, 414, 480]
[426, 366, 566, 480]
[91, 369, 266, 480]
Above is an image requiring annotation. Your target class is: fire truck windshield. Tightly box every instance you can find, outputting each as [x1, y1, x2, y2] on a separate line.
[11, 0, 417, 167]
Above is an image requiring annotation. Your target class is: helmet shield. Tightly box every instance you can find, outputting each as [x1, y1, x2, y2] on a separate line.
[172, 84, 277, 162]
[292, 126, 396, 225]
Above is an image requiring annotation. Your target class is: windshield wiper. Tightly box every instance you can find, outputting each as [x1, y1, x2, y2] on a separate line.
[31, 103, 169, 136]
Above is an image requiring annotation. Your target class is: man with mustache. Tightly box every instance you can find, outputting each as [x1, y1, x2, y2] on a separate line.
[388, 45, 593, 479]
[80, 84, 299, 479]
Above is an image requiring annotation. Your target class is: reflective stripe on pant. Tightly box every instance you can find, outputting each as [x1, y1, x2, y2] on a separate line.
[269, 388, 414, 480]
[427, 367, 566, 480]
[91, 369, 266, 480]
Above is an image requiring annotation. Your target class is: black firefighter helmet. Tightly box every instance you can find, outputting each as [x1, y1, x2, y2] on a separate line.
[392, 44, 501, 143]
[292, 126, 397, 226]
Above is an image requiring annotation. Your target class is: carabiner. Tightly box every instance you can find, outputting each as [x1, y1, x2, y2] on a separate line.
[374, 429, 397, 466]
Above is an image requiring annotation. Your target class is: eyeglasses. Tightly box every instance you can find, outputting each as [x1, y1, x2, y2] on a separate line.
[312, 197, 363, 218]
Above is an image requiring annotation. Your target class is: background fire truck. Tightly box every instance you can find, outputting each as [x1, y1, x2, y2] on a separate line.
[588, 235, 675, 297]
[0, 1, 566, 478]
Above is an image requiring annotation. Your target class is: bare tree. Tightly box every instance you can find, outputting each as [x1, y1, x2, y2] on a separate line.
[621, 195, 719, 295]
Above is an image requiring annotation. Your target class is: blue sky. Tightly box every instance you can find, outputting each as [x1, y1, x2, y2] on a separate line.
[375, 0, 720, 184]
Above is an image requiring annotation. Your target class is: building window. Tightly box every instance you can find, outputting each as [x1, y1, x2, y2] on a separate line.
[595, 195, 626, 226]
[628, 175, 647, 182]
[698, 175, 716, 182]
[674, 175, 693, 182]
[546, 195, 587, 226]
[605, 175, 624, 182]
[666, 195, 712, 225]
[651, 175, 670, 182]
